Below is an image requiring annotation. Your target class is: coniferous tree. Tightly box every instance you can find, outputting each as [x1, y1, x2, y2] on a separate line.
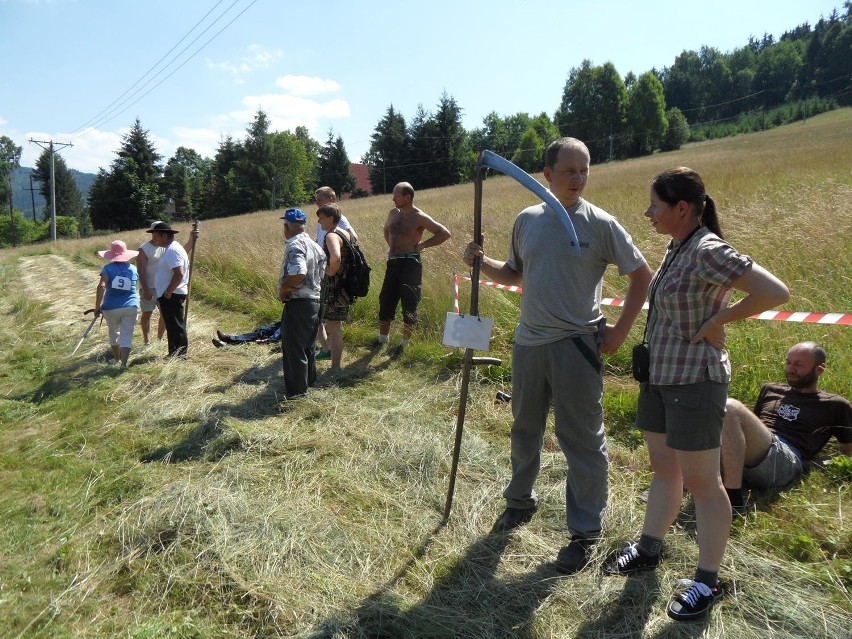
[430, 92, 466, 187]
[318, 130, 356, 198]
[203, 136, 242, 217]
[33, 149, 89, 234]
[234, 109, 274, 212]
[408, 104, 440, 189]
[88, 118, 164, 230]
[365, 106, 409, 194]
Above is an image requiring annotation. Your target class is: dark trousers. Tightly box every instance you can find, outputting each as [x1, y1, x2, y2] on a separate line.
[281, 298, 320, 398]
[223, 322, 281, 344]
[158, 293, 188, 357]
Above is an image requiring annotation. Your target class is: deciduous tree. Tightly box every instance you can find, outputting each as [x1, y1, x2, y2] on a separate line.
[625, 72, 668, 156]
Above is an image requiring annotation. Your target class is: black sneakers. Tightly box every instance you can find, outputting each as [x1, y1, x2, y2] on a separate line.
[666, 578, 724, 621]
[554, 536, 596, 574]
[602, 542, 661, 576]
[490, 507, 536, 533]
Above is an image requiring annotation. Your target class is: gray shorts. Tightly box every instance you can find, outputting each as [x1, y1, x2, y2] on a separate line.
[636, 380, 728, 451]
[742, 434, 804, 489]
[140, 296, 158, 313]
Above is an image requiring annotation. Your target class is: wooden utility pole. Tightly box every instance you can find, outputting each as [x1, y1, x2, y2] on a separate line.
[29, 139, 73, 241]
[27, 174, 38, 222]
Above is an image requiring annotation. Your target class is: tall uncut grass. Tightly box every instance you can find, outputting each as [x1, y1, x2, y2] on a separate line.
[0, 109, 850, 638]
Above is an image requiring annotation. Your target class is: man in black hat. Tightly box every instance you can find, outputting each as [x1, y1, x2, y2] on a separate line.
[148, 222, 190, 357]
[278, 208, 326, 399]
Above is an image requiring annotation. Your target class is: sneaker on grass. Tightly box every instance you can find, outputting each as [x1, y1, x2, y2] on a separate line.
[666, 578, 723, 621]
[602, 542, 661, 576]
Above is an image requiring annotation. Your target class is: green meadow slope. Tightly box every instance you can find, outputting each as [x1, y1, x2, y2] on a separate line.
[0, 110, 850, 638]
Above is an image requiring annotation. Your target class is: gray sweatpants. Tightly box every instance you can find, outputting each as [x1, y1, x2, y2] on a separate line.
[504, 334, 607, 538]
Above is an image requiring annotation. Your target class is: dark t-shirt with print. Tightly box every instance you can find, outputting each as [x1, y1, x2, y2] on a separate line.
[755, 383, 852, 461]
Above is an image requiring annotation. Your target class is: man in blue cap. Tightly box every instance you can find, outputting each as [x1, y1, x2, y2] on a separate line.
[277, 208, 326, 399]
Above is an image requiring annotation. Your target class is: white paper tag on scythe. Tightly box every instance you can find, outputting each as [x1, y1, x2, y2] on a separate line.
[442, 312, 494, 350]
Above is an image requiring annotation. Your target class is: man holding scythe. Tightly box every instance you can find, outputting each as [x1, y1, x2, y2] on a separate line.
[463, 137, 652, 573]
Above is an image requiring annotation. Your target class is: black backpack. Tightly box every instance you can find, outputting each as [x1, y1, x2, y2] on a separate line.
[333, 229, 371, 298]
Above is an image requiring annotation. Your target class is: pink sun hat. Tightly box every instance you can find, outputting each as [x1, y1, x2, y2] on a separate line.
[98, 240, 139, 262]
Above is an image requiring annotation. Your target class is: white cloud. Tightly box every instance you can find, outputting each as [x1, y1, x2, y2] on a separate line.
[8, 128, 120, 174]
[207, 45, 284, 82]
[274, 75, 341, 97]
[170, 126, 236, 160]
[231, 93, 350, 141]
[59, 128, 123, 174]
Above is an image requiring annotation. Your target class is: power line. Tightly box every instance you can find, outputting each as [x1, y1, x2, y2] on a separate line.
[70, 0, 257, 140]
[69, 0, 228, 135]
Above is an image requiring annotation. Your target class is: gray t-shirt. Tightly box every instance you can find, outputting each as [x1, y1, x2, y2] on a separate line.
[279, 232, 326, 300]
[506, 199, 646, 346]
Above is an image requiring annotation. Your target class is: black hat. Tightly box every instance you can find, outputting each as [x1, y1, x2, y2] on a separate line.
[146, 221, 179, 234]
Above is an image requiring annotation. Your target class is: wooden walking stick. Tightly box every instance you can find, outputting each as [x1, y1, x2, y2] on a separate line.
[183, 220, 199, 323]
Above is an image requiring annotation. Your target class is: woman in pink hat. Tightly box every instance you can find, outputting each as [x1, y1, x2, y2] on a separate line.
[95, 240, 140, 367]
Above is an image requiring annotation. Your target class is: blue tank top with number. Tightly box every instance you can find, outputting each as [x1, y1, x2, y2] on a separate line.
[101, 262, 140, 310]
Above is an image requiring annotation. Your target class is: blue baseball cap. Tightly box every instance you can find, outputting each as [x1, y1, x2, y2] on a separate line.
[280, 208, 307, 223]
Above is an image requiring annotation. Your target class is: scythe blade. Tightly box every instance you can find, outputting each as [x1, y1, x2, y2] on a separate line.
[476, 149, 581, 255]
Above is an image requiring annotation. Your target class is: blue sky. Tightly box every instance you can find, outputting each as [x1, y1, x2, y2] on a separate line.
[0, 0, 843, 173]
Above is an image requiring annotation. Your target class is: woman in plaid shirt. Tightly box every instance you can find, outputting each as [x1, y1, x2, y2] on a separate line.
[603, 167, 789, 622]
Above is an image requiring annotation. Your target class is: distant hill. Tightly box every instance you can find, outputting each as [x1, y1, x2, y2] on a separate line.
[9, 166, 96, 221]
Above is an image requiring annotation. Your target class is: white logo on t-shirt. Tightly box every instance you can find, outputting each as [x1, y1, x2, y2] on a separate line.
[777, 403, 801, 422]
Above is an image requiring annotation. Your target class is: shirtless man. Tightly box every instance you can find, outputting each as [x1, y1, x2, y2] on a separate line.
[377, 182, 451, 345]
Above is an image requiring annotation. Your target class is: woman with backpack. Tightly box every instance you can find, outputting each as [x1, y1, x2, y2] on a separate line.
[94, 239, 140, 368]
[317, 203, 358, 371]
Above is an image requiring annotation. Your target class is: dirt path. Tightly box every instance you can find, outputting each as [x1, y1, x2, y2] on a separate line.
[16, 254, 225, 359]
[19, 254, 102, 333]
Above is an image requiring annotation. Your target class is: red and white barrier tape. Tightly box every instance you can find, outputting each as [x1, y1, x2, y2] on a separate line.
[459, 275, 852, 325]
[452, 271, 460, 314]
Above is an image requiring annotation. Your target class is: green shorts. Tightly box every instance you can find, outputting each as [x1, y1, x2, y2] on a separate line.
[636, 380, 728, 451]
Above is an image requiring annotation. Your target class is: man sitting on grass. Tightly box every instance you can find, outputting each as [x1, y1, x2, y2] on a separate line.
[721, 341, 852, 514]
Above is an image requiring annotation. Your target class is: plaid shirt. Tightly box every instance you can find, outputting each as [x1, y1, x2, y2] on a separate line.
[647, 227, 752, 385]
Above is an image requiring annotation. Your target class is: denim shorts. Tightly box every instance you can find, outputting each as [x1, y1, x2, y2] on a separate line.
[742, 434, 804, 489]
[636, 380, 728, 451]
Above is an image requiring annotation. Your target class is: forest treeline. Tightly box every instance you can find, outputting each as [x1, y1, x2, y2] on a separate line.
[1, 5, 849, 244]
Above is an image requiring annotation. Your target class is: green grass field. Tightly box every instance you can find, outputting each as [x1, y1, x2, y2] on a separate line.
[0, 109, 850, 638]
